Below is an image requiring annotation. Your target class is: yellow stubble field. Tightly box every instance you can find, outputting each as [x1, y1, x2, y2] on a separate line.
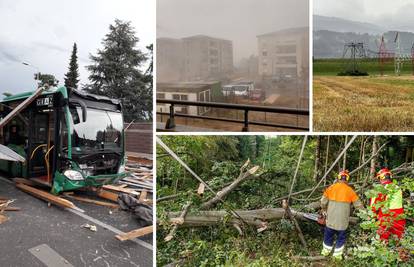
[313, 75, 414, 131]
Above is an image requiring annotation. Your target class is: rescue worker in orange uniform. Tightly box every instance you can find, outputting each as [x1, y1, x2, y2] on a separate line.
[320, 170, 364, 260]
[370, 168, 405, 241]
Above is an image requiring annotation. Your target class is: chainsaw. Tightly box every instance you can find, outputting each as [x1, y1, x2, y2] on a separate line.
[303, 213, 326, 225]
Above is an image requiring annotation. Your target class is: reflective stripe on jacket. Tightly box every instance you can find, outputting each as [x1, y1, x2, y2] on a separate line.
[370, 183, 403, 210]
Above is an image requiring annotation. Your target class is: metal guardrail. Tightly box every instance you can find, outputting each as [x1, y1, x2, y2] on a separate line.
[156, 99, 309, 131]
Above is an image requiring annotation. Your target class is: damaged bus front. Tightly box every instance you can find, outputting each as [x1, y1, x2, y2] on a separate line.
[0, 87, 127, 194]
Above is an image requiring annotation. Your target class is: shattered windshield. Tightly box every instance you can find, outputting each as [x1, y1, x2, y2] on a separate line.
[68, 107, 123, 154]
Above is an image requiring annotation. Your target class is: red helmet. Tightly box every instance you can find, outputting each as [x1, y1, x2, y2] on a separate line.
[376, 168, 392, 184]
[337, 170, 350, 181]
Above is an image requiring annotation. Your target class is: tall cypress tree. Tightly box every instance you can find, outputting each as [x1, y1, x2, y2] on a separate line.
[64, 43, 80, 89]
[85, 19, 151, 122]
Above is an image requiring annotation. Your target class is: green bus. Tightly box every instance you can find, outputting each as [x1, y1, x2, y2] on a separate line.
[0, 86, 127, 194]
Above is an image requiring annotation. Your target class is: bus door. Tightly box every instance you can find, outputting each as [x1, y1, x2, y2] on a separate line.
[28, 107, 55, 185]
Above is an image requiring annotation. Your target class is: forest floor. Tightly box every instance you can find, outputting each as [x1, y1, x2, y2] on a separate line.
[313, 75, 414, 132]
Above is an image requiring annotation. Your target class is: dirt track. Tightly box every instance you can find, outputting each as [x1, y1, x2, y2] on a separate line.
[313, 75, 414, 132]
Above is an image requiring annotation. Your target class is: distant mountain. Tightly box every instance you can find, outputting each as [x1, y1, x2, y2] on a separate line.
[314, 15, 385, 35]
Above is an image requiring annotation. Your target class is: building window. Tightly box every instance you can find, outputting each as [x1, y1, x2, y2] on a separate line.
[156, 93, 165, 99]
[198, 90, 211, 115]
[276, 56, 297, 64]
[172, 94, 189, 114]
[262, 51, 268, 56]
[275, 44, 296, 54]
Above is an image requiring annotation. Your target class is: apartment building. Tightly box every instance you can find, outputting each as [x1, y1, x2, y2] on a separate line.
[156, 38, 184, 82]
[257, 27, 309, 79]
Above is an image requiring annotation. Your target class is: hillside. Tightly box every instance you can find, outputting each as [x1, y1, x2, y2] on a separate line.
[313, 16, 414, 58]
[314, 15, 384, 35]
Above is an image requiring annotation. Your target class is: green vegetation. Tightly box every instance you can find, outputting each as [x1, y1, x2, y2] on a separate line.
[313, 58, 414, 76]
[64, 42, 80, 89]
[157, 135, 414, 266]
[85, 19, 153, 122]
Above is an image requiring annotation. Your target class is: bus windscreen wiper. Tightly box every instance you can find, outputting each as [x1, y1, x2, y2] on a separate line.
[78, 149, 121, 159]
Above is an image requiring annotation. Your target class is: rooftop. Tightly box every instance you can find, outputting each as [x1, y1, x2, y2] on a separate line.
[182, 34, 232, 43]
[157, 81, 220, 93]
[257, 27, 309, 38]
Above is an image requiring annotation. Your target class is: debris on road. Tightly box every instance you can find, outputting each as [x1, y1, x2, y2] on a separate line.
[115, 225, 153, 241]
[81, 223, 97, 232]
[14, 181, 84, 212]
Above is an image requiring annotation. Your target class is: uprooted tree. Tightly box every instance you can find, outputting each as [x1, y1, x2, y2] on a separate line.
[156, 135, 414, 266]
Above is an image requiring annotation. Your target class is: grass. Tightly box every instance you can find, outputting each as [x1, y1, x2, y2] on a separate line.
[314, 58, 414, 76]
[313, 75, 414, 132]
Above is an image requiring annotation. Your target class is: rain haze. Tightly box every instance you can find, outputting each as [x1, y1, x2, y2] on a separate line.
[314, 0, 414, 31]
[0, 0, 154, 96]
[157, 0, 309, 65]
[156, 0, 310, 131]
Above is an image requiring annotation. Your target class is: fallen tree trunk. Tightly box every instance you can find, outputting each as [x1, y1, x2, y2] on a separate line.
[165, 202, 191, 241]
[282, 199, 309, 255]
[201, 165, 259, 210]
[292, 255, 326, 261]
[165, 208, 358, 227]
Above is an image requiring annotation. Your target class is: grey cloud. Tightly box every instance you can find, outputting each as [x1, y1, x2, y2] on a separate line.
[32, 41, 69, 53]
[157, 0, 308, 63]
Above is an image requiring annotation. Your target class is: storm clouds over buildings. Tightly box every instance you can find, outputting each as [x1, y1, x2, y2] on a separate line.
[157, 35, 233, 82]
[157, 0, 309, 82]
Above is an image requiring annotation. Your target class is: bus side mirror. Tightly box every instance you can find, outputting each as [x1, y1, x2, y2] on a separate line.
[69, 99, 87, 122]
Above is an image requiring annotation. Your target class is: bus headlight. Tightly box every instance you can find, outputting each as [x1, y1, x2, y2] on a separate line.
[64, 169, 84, 181]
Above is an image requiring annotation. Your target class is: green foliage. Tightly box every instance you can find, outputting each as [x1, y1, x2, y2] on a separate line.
[157, 136, 414, 266]
[314, 58, 414, 76]
[348, 179, 414, 266]
[85, 19, 151, 122]
[64, 42, 79, 89]
[35, 73, 58, 87]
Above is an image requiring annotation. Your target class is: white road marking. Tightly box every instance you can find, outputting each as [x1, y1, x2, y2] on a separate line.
[29, 244, 74, 267]
[67, 208, 153, 251]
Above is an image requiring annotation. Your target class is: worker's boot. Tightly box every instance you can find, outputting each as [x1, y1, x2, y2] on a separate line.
[321, 248, 330, 256]
[321, 242, 332, 256]
[332, 246, 344, 260]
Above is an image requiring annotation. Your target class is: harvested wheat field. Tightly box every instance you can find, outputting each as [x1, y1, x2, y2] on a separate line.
[313, 75, 414, 131]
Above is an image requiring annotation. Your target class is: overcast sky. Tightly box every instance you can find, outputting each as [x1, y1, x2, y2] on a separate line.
[0, 0, 154, 96]
[314, 0, 414, 31]
[157, 0, 309, 64]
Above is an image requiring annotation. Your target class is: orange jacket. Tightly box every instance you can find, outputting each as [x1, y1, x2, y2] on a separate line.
[323, 182, 359, 203]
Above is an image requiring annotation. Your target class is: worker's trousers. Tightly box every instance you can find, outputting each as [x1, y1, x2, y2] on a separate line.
[323, 226, 346, 256]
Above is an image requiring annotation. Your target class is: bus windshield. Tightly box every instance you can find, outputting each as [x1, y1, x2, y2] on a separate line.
[68, 107, 123, 154]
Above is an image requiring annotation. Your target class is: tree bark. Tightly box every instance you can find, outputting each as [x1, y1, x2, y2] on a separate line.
[364, 136, 378, 189]
[282, 199, 310, 255]
[164, 208, 358, 227]
[323, 136, 330, 186]
[312, 136, 321, 182]
[342, 135, 348, 170]
[165, 202, 191, 241]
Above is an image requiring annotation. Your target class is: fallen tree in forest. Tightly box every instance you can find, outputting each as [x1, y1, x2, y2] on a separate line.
[201, 163, 260, 210]
[163, 208, 358, 228]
